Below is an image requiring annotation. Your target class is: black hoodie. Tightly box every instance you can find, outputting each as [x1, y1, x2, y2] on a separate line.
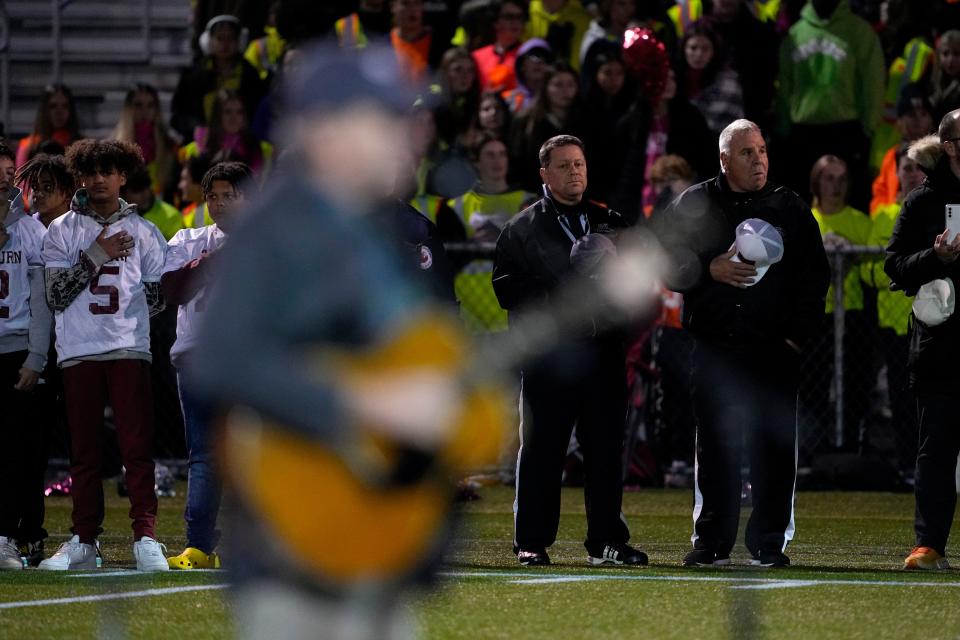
[885, 154, 960, 388]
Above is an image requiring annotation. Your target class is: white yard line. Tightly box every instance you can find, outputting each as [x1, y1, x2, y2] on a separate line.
[69, 569, 222, 578]
[439, 570, 960, 590]
[729, 581, 820, 590]
[509, 576, 608, 585]
[0, 584, 229, 610]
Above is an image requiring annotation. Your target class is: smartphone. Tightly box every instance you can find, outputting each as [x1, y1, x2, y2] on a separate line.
[946, 204, 960, 240]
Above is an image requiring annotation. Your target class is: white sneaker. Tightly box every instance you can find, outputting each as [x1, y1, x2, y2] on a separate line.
[38, 535, 97, 570]
[0, 537, 22, 570]
[134, 537, 170, 572]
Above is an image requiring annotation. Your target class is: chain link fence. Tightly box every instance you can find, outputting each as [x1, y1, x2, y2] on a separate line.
[443, 243, 918, 488]
[34, 243, 916, 489]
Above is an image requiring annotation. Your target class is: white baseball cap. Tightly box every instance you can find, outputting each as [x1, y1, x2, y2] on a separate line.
[913, 278, 955, 326]
[728, 218, 784, 286]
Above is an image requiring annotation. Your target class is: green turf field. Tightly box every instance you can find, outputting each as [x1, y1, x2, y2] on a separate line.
[0, 484, 958, 639]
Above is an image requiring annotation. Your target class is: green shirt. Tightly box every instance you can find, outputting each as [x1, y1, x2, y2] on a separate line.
[142, 197, 184, 241]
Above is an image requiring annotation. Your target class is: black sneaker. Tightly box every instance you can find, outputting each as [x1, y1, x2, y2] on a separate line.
[587, 543, 648, 566]
[751, 550, 790, 568]
[18, 540, 44, 568]
[517, 549, 550, 566]
[682, 548, 731, 567]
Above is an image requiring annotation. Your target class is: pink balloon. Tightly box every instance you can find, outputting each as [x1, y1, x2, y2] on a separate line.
[622, 27, 670, 103]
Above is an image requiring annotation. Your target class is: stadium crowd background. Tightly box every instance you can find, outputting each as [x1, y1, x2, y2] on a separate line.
[3, 0, 959, 492]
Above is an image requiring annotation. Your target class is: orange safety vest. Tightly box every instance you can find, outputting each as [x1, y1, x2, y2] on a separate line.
[391, 29, 431, 83]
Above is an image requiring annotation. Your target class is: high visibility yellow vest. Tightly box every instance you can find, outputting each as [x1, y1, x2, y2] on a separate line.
[243, 26, 287, 80]
[182, 202, 213, 229]
[336, 13, 368, 49]
[667, 0, 702, 38]
[448, 189, 532, 333]
[748, 0, 780, 23]
[861, 202, 912, 336]
[813, 205, 873, 314]
[668, 0, 777, 38]
[870, 38, 935, 172]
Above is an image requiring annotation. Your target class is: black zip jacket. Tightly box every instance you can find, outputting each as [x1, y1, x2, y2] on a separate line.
[492, 192, 634, 314]
[884, 156, 960, 387]
[656, 174, 829, 348]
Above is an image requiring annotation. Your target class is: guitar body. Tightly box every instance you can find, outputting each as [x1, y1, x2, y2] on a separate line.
[219, 313, 507, 585]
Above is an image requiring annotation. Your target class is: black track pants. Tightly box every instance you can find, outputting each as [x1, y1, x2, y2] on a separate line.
[513, 339, 630, 553]
[690, 339, 800, 557]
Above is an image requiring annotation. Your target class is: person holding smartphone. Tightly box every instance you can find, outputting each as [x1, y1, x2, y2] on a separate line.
[885, 109, 960, 571]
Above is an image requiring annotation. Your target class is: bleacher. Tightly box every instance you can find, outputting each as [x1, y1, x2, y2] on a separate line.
[1, 0, 193, 140]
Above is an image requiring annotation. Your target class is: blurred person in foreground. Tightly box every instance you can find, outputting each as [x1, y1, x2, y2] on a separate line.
[658, 119, 829, 568]
[885, 109, 960, 571]
[187, 44, 505, 639]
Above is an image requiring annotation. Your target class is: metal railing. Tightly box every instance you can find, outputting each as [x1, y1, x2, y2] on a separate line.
[0, 1, 9, 132]
[828, 244, 885, 448]
[440, 242, 913, 470]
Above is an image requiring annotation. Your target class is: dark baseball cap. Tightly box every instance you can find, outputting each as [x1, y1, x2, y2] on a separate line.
[285, 43, 426, 115]
[897, 82, 933, 118]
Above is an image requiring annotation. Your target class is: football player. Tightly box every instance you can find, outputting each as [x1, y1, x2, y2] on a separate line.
[0, 141, 52, 570]
[38, 139, 169, 572]
[8, 151, 73, 567]
[162, 161, 253, 570]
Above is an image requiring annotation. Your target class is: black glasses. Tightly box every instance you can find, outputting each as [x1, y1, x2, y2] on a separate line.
[499, 12, 525, 21]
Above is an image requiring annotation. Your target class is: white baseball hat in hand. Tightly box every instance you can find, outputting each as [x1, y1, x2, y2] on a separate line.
[913, 278, 955, 326]
[729, 218, 785, 286]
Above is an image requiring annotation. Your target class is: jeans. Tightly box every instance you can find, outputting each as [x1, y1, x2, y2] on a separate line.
[178, 370, 221, 553]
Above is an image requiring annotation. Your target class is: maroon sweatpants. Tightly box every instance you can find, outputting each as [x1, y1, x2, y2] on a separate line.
[63, 359, 157, 543]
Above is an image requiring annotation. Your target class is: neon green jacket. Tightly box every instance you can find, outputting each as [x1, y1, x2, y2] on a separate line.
[525, 0, 592, 71]
[777, 0, 884, 136]
[813, 205, 872, 313]
[861, 202, 912, 335]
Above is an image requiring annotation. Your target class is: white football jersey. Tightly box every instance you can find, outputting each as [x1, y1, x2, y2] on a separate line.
[42, 210, 167, 363]
[162, 224, 226, 367]
[0, 215, 46, 337]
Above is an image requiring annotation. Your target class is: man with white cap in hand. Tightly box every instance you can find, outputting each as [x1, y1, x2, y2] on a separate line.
[655, 119, 829, 568]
